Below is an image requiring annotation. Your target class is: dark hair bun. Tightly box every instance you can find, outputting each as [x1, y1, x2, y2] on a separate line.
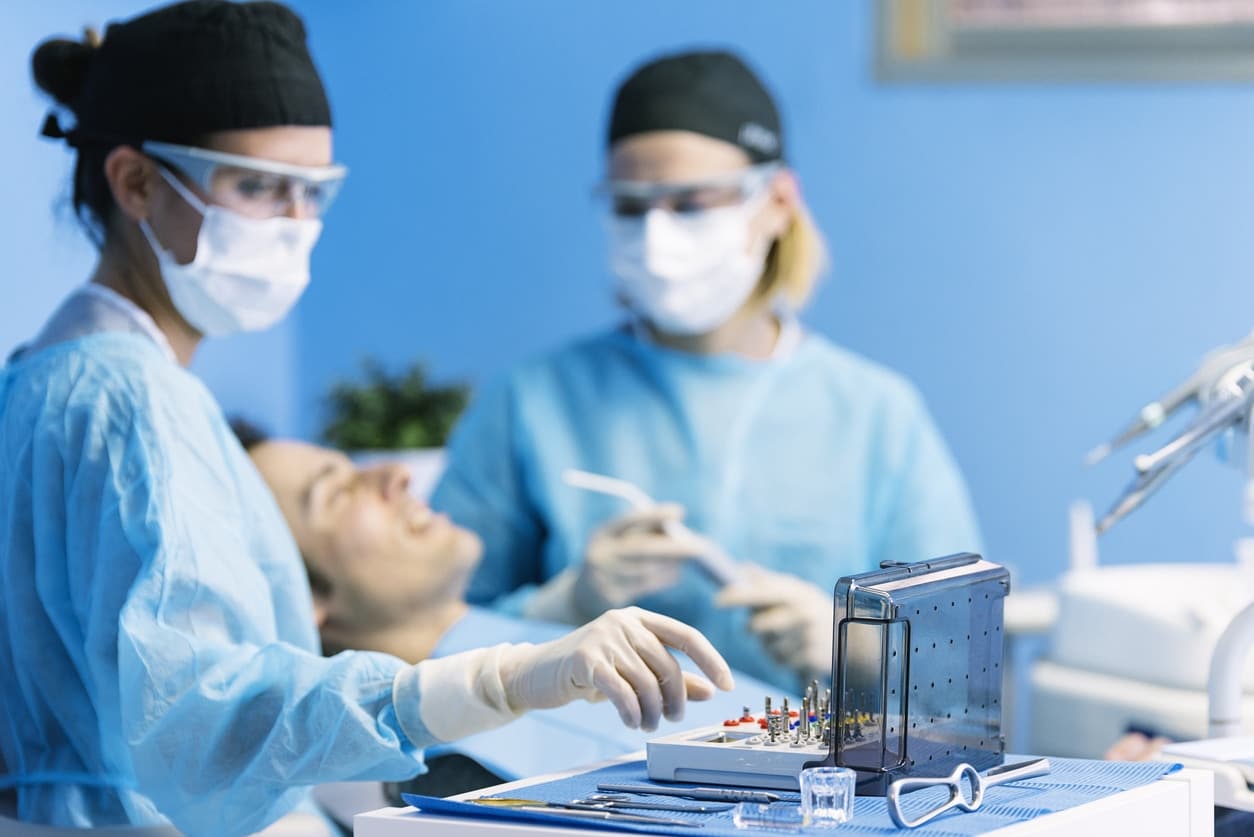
[31, 31, 98, 109]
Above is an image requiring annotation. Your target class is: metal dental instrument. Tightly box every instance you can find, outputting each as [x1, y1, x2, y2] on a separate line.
[1088, 332, 1254, 534]
[562, 468, 742, 585]
[596, 783, 782, 804]
[886, 758, 1052, 829]
[1085, 333, 1254, 467]
[470, 798, 702, 827]
[581, 793, 733, 813]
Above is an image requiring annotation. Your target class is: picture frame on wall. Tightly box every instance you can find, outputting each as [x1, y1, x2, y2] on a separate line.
[878, 0, 1254, 82]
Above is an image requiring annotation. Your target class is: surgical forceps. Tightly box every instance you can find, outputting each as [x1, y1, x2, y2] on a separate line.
[1086, 333, 1254, 533]
[886, 758, 1051, 829]
[562, 468, 743, 585]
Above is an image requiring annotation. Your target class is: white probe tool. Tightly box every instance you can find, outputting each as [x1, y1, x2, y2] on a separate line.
[562, 468, 742, 587]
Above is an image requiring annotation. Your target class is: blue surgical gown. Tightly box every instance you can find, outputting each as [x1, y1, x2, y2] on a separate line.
[432, 328, 983, 692]
[0, 334, 432, 835]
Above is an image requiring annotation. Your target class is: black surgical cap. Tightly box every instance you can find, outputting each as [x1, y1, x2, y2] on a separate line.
[36, 0, 330, 148]
[608, 49, 783, 163]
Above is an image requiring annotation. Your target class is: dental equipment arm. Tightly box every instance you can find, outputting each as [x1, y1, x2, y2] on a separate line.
[1095, 434, 1203, 534]
[1086, 333, 1254, 466]
[1089, 331, 1254, 534]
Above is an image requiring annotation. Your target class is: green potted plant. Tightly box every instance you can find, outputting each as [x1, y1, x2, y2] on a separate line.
[320, 358, 470, 498]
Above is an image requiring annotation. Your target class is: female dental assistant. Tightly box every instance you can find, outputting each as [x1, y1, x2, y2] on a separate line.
[0, 5, 732, 834]
[432, 50, 982, 693]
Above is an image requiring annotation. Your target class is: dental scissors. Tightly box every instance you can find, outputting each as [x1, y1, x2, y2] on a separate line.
[562, 468, 743, 585]
[886, 758, 1051, 829]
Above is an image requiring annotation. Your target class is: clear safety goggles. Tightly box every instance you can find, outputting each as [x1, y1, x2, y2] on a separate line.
[595, 162, 780, 218]
[142, 141, 349, 219]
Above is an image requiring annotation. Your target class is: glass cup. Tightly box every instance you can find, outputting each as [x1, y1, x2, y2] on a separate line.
[799, 765, 856, 827]
[732, 801, 810, 831]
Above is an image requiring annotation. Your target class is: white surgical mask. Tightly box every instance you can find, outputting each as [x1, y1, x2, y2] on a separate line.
[140, 167, 322, 337]
[609, 191, 772, 336]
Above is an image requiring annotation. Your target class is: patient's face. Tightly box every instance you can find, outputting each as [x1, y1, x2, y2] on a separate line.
[249, 440, 481, 629]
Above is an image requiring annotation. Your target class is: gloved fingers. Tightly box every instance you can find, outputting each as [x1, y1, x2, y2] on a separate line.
[612, 647, 666, 732]
[597, 532, 704, 563]
[714, 566, 792, 609]
[681, 671, 716, 702]
[747, 604, 807, 636]
[594, 562, 685, 597]
[621, 616, 687, 721]
[579, 568, 677, 612]
[763, 631, 806, 666]
[628, 607, 734, 691]
[599, 503, 686, 537]
[589, 661, 643, 729]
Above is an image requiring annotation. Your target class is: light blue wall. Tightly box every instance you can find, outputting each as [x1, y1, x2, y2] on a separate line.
[6, 1, 1254, 585]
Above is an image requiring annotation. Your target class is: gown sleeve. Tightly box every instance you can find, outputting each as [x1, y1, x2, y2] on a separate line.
[430, 375, 547, 615]
[66, 368, 433, 836]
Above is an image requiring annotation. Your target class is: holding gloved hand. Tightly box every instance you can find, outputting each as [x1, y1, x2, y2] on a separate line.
[715, 564, 835, 682]
[402, 607, 734, 744]
[525, 504, 712, 624]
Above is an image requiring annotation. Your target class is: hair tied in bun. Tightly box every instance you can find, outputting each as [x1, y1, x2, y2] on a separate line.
[31, 27, 101, 111]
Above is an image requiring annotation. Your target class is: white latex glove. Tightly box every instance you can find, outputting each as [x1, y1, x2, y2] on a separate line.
[409, 607, 735, 741]
[501, 606, 734, 731]
[525, 504, 709, 624]
[715, 564, 835, 681]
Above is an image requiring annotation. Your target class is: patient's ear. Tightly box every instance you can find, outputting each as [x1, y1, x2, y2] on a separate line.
[312, 592, 331, 629]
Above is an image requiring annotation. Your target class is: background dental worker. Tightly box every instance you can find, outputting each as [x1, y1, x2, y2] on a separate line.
[432, 49, 982, 693]
[0, 4, 732, 835]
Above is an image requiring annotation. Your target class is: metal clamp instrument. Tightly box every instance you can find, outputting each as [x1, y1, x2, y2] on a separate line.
[886, 758, 1051, 829]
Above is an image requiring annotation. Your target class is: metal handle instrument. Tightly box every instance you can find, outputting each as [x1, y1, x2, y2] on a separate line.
[596, 781, 781, 804]
[886, 758, 1051, 829]
[582, 793, 733, 813]
[470, 797, 703, 827]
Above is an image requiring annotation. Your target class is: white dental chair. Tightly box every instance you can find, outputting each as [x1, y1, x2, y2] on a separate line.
[1028, 562, 1254, 758]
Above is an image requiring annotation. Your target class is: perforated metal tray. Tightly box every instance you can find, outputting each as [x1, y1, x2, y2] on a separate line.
[804, 553, 1010, 796]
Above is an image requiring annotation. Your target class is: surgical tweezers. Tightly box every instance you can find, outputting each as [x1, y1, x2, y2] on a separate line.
[886, 758, 1051, 829]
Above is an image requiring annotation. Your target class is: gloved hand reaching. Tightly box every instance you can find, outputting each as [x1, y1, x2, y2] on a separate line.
[715, 564, 834, 682]
[525, 504, 711, 624]
[408, 607, 734, 743]
[501, 606, 734, 730]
